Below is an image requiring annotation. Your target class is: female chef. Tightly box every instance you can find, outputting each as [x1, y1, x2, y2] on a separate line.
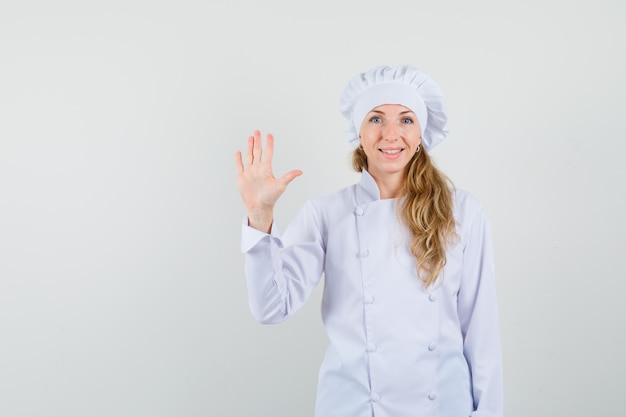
[235, 65, 503, 417]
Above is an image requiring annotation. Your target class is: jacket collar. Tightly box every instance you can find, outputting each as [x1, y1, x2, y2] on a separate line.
[356, 169, 381, 205]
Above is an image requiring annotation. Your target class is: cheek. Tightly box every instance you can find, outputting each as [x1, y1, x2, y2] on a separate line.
[406, 130, 422, 146]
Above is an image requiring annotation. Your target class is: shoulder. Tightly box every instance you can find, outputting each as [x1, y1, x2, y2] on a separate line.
[452, 188, 483, 213]
[308, 183, 357, 212]
[290, 183, 358, 233]
[283, 184, 357, 243]
[451, 188, 489, 232]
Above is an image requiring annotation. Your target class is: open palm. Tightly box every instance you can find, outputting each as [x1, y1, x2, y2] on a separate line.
[235, 130, 302, 231]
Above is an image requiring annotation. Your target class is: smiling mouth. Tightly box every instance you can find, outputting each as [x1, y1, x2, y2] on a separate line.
[380, 149, 403, 154]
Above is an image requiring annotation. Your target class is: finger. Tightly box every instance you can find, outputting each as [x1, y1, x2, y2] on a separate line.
[235, 151, 244, 175]
[264, 133, 275, 165]
[245, 135, 254, 167]
[278, 169, 303, 188]
[252, 130, 262, 164]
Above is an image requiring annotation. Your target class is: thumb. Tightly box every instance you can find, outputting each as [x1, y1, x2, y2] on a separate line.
[278, 170, 303, 188]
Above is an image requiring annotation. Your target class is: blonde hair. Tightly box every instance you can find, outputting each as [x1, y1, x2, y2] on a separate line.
[352, 147, 456, 288]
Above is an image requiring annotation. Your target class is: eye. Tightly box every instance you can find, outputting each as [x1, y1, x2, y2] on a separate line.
[369, 116, 382, 123]
[401, 117, 413, 124]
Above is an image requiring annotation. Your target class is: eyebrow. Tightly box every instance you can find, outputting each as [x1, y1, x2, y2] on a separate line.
[369, 109, 416, 115]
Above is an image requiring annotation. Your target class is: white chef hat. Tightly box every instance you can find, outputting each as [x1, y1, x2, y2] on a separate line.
[339, 65, 449, 151]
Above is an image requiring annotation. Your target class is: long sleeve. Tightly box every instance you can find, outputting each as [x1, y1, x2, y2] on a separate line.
[457, 206, 503, 417]
[241, 200, 325, 324]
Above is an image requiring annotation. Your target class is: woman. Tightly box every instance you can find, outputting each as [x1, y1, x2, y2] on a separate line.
[235, 65, 503, 417]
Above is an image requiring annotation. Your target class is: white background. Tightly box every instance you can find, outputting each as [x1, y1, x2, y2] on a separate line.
[1, 0, 624, 416]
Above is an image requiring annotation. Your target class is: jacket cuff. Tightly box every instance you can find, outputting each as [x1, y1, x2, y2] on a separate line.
[240, 217, 279, 253]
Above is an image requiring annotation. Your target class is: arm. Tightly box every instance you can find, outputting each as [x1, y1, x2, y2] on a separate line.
[242, 200, 325, 324]
[236, 130, 319, 323]
[457, 206, 503, 417]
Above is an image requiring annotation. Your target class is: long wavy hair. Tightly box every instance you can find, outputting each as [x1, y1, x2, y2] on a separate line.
[352, 146, 456, 288]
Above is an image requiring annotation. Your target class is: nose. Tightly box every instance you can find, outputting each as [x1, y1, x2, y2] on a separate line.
[382, 121, 400, 140]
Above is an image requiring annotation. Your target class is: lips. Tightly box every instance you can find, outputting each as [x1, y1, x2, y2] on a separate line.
[377, 147, 405, 160]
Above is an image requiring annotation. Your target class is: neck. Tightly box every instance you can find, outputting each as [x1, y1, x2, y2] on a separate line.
[369, 171, 404, 199]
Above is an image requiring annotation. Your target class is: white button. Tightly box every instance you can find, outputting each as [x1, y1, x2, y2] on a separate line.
[428, 392, 438, 400]
[371, 392, 380, 402]
[359, 250, 369, 258]
[428, 293, 437, 302]
[355, 207, 364, 216]
[364, 294, 375, 304]
[428, 343, 437, 351]
[367, 343, 377, 352]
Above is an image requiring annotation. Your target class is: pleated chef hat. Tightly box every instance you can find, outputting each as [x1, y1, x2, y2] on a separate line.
[339, 65, 449, 151]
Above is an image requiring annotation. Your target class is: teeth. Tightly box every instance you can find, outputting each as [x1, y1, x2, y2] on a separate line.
[381, 149, 402, 154]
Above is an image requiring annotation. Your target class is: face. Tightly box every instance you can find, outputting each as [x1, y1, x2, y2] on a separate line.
[359, 104, 422, 180]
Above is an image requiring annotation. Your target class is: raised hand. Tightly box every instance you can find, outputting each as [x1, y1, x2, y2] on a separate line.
[235, 130, 303, 233]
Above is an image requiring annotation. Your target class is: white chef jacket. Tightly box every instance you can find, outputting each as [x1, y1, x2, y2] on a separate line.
[241, 170, 503, 417]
